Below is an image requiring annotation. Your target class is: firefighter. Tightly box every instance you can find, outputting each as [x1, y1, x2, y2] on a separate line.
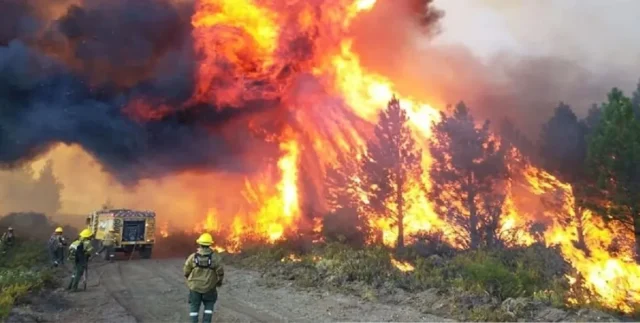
[183, 233, 224, 323]
[67, 229, 94, 291]
[48, 227, 67, 267]
[1, 227, 15, 254]
[96, 228, 116, 261]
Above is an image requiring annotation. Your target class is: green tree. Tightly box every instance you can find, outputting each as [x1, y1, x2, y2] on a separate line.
[539, 103, 590, 255]
[587, 88, 640, 262]
[362, 97, 423, 249]
[429, 102, 509, 249]
[583, 103, 602, 135]
[631, 79, 640, 118]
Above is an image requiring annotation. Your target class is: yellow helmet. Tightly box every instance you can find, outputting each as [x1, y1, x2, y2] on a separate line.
[196, 233, 213, 246]
[55, 227, 63, 233]
[79, 229, 92, 238]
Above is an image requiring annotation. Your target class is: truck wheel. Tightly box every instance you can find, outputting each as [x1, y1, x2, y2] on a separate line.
[139, 247, 152, 259]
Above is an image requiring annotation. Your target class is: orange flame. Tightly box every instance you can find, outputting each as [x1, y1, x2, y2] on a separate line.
[179, 0, 640, 312]
[391, 258, 415, 272]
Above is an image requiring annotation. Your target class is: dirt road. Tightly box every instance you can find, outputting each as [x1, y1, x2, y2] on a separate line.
[30, 258, 449, 322]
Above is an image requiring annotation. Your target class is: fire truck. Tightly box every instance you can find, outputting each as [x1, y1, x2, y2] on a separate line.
[86, 209, 156, 259]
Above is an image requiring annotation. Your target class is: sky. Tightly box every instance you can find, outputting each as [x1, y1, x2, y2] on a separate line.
[433, 0, 640, 76]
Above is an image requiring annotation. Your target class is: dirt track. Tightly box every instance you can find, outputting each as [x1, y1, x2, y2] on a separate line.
[36, 258, 449, 322]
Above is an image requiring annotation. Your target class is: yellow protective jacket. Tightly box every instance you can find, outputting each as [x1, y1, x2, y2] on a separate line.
[183, 247, 224, 294]
[69, 239, 94, 264]
[102, 232, 116, 247]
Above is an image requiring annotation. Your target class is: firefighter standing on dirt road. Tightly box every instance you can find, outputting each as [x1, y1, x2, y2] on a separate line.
[96, 228, 116, 261]
[49, 227, 67, 267]
[184, 233, 225, 323]
[68, 229, 94, 292]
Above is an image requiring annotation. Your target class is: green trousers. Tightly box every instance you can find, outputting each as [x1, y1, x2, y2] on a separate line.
[188, 290, 217, 323]
[68, 263, 87, 291]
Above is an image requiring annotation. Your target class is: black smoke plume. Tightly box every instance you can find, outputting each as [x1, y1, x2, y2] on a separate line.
[0, 0, 280, 183]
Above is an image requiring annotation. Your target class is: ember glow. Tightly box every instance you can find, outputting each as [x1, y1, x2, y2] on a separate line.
[391, 258, 415, 272]
[16, 0, 639, 313]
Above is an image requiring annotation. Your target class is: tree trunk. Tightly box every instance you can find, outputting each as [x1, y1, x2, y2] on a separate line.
[396, 177, 405, 250]
[574, 204, 591, 257]
[634, 213, 640, 263]
[467, 174, 480, 249]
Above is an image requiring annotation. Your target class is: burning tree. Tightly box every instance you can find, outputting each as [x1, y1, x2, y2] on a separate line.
[362, 98, 423, 250]
[323, 149, 368, 245]
[429, 103, 509, 249]
[587, 88, 640, 262]
[539, 103, 591, 255]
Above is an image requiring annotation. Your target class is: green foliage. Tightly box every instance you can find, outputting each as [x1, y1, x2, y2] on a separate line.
[450, 249, 568, 301]
[316, 243, 395, 285]
[586, 88, 640, 260]
[539, 103, 587, 182]
[428, 102, 509, 249]
[0, 241, 54, 319]
[412, 256, 450, 289]
[452, 251, 526, 300]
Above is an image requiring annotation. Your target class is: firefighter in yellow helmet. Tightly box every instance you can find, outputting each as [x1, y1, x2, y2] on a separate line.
[96, 228, 116, 262]
[67, 229, 94, 291]
[48, 227, 67, 267]
[183, 233, 224, 323]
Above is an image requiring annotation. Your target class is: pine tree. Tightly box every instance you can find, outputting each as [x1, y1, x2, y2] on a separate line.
[429, 102, 508, 249]
[587, 88, 640, 262]
[33, 159, 64, 215]
[362, 97, 423, 249]
[539, 103, 590, 255]
[631, 79, 640, 118]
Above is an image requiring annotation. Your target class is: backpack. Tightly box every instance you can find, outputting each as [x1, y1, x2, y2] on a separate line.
[69, 241, 86, 263]
[193, 253, 213, 269]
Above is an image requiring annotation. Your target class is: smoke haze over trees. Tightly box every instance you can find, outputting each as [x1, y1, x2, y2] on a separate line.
[0, 160, 63, 216]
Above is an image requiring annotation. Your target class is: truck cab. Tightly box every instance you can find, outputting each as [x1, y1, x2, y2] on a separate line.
[86, 209, 156, 259]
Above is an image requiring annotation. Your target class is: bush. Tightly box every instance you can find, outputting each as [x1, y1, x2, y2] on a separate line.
[322, 208, 368, 247]
[408, 231, 457, 258]
[450, 248, 568, 301]
[0, 240, 54, 319]
[316, 243, 395, 286]
[227, 241, 574, 319]
[452, 251, 527, 300]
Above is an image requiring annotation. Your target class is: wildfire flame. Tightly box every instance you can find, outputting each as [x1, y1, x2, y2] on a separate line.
[281, 254, 303, 263]
[169, 0, 639, 312]
[391, 258, 415, 272]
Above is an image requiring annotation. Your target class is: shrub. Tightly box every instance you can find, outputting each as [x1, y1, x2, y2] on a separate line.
[0, 240, 54, 320]
[452, 251, 526, 300]
[450, 247, 568, 301]
[408, 230, 457, 258]
[321, 208, 368, 247]
[316, 243, 394, 286]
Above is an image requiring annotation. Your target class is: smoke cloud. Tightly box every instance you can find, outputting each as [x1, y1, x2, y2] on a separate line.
[1, 0, 637, 188]
[0, 0, 280, 183]
[351, 0, 638, 140]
